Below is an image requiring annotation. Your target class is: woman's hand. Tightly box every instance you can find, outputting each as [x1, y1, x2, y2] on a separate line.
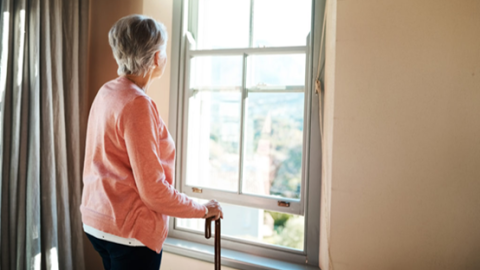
[203, 200, 223, 220]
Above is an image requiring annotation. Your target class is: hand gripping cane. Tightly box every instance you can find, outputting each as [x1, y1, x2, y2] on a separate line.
[205, 217, 221, 270]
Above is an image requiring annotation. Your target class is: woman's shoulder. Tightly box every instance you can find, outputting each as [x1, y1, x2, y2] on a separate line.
[118, 90, 160, 123]
[118, 94, 165, 134]
[104, 76, 147, 96]
[89, 77, 153, 120]
[96, 77, 149, 104]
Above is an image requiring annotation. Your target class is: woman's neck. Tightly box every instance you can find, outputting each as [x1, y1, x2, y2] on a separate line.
[124, 73, 152, 92]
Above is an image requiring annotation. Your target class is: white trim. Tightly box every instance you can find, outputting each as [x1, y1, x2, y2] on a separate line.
[83, 224, 145, 247]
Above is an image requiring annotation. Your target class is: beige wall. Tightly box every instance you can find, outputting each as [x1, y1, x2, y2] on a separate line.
[86, 0, 480, 269]
[325, 0, 480, 269]
[87, 0, 172, 124]
[87, 0, 143, 107]
[142, 0, 173, 127]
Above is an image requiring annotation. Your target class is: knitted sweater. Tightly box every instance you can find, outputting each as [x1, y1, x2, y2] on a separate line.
[80, 76, 205, 253]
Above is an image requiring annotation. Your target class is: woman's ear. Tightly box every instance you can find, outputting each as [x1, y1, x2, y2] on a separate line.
[154, 51, 167, 67]
[154, 51, 161, 66]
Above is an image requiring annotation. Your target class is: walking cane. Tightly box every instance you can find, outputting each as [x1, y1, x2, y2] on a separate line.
[205, 217, 221, 270]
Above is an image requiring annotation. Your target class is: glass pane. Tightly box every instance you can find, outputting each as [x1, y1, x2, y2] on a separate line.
[194, 0, 250, 49]
[242, 93, 304, 199]
[252, 0, 311, 47]
[176, 199, 305, 250]
[190, 56, 243, 90]
[247, 54, 306, 89]
[186, 56, 243, 192]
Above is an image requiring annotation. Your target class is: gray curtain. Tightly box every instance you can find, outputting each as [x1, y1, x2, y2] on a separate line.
[0, 0, 88, 269]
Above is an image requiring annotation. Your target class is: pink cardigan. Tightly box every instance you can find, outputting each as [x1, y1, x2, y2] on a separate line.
[80, 76, 206, 253]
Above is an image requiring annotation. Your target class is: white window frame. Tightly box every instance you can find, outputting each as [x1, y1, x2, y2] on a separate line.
[167, 0, 325, 267]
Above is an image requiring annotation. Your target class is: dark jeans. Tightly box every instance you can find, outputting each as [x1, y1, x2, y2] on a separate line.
[86, 233, 163, 270]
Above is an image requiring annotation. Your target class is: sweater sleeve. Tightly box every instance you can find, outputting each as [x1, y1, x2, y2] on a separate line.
[120, 95, 206, 218]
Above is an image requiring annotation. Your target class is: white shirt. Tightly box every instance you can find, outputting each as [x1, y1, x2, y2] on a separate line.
[83, 224, 145, 247]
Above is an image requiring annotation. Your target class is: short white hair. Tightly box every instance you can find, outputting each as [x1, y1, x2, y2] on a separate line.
[108, 14, 168, 76]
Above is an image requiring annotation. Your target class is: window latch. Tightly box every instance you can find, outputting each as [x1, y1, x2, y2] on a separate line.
[192, 187, 203, 194]
[277, 201, 290, 207]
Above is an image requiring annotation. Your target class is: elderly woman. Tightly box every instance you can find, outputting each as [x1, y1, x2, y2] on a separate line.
[80, 15, 223, 270]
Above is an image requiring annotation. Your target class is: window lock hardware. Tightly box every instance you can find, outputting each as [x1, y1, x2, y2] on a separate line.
[278, 201, 290, 207]
[192, 187, 203, 193]
[191, 89, 199, 98]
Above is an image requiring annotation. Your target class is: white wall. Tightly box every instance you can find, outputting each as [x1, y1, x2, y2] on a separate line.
[323, 0, 480, 269]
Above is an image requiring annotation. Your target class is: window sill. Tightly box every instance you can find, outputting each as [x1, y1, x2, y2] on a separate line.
[163, 237, 321, 270]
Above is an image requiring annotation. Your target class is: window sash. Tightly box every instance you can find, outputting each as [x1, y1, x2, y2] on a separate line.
[180, 37, 310, 215]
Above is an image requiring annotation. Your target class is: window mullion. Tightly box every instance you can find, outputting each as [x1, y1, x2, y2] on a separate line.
[188, 46, 307, 57]
[237, 53, 248, 195]
[300, 34, 312, 218]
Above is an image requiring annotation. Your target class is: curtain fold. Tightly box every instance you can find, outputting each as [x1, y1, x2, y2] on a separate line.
[0, 0, 88, 269]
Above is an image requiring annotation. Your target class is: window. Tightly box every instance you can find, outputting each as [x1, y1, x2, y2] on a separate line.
[168, 0, 324, 267]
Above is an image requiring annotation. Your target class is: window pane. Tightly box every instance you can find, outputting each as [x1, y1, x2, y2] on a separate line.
[186, 56, 243, 192]
[242, 92, 304, 199]
[252, 0, 311, 47]
[247, 54, 306, 89]
[190, 56, 243, 90]
[194, 0, 250, 49]
[176, 199, 305, 250]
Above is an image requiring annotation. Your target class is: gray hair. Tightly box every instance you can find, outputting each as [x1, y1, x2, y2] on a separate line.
[108, 15, 168, 76]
